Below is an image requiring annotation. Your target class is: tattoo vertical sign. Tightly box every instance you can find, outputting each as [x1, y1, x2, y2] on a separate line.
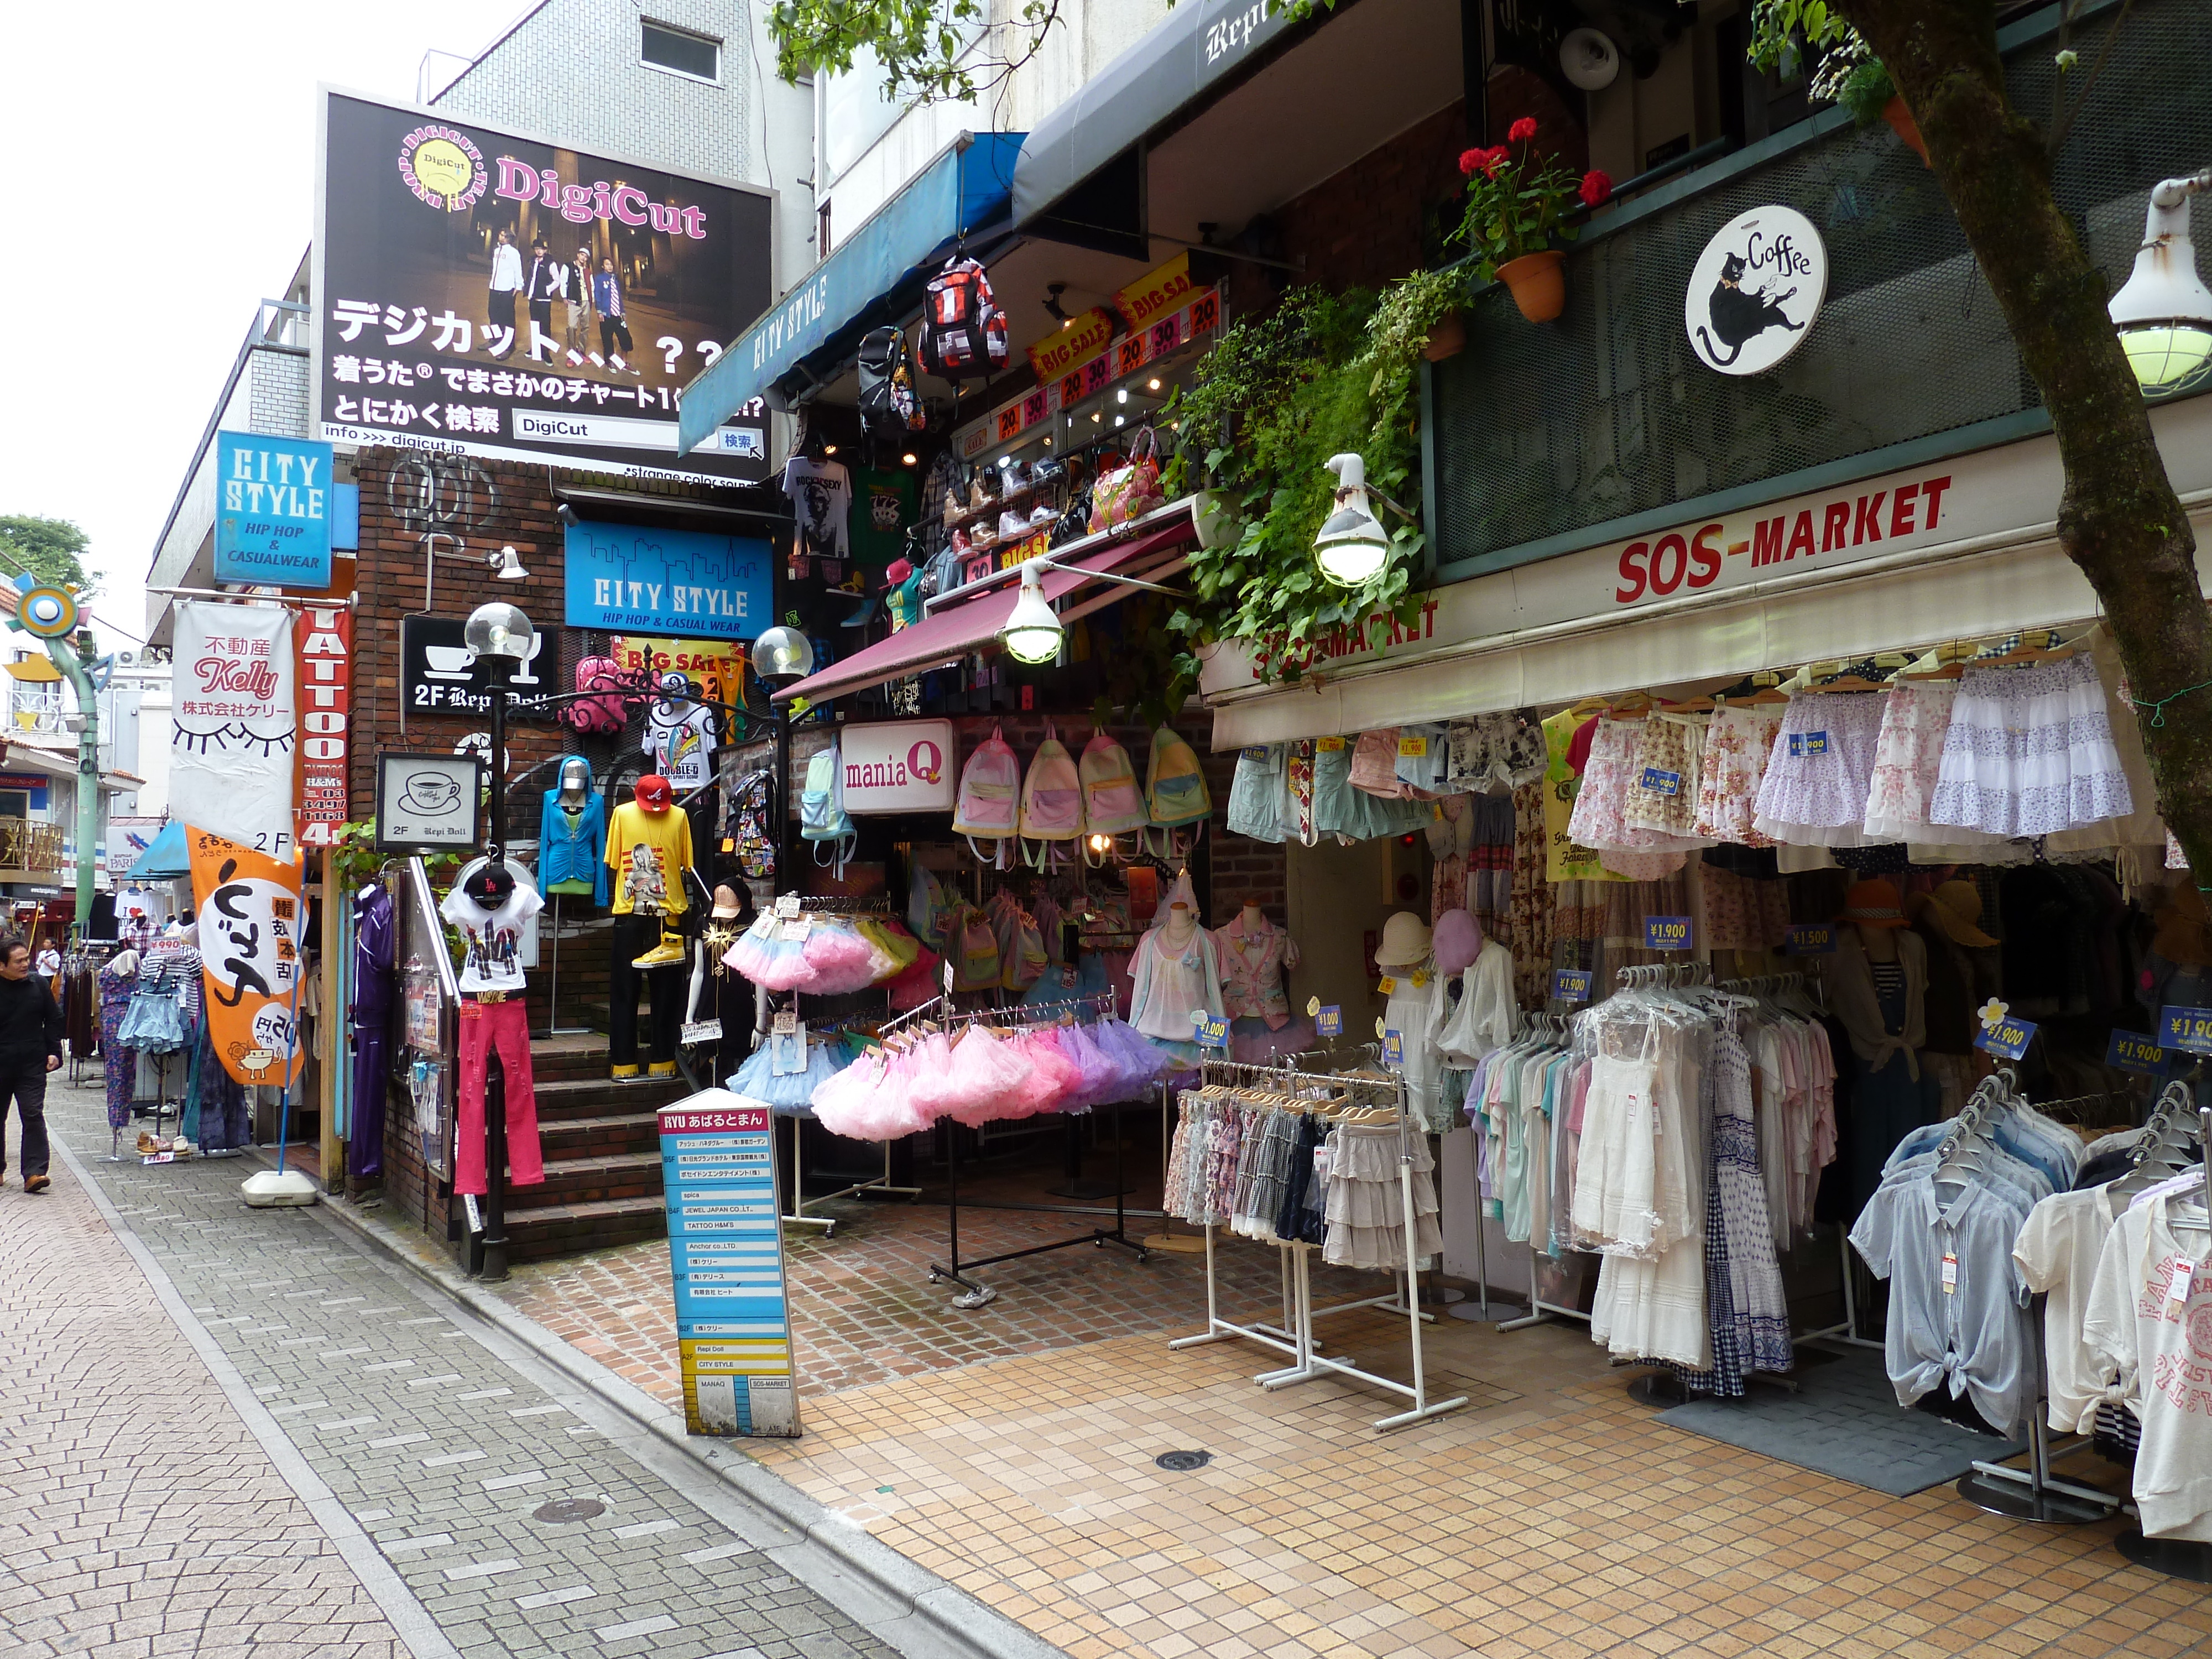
[187, 832, 308, 1087]
[296, 606, 352, 844]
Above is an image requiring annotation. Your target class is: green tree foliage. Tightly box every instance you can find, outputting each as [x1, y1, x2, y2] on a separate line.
[0, 515, 93, 593]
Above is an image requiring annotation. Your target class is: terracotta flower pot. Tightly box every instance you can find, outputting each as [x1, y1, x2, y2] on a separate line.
[1884, 95, 1930, 167]
[1421, 310, 1467, 362]
[1495, 251, 1566, 324]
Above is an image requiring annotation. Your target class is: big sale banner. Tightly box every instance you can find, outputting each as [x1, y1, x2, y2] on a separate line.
[187, 831, 308, 1087]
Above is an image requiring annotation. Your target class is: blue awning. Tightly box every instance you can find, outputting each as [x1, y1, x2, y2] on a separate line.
[678, 130, 1026, 454]
[127, 819, 189, 880]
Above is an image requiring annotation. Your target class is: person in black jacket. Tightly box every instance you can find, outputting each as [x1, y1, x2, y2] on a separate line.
[0, 933, 65, 1193]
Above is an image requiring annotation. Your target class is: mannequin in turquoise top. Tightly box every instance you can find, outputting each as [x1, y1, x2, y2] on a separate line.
[538, 755, 609, 905]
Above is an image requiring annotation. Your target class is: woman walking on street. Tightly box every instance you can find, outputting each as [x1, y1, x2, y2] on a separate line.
[0, 933, 66, 1193]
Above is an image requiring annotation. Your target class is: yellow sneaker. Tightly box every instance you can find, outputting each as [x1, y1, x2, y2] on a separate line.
[610, 1063, 640, 1080]
[647, 1061, 676, 1079]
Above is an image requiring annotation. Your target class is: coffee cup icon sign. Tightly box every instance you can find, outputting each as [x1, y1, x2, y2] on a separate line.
[400, 771, 464, 816]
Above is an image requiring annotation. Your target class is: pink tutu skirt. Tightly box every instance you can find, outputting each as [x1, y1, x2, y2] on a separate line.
[799, 921, 882, 995]
[812, 1049, 931, 1141]
[724, 915, 813, 992]
[940, 1027, 1032, 1126]
[993, 1027, 1080, 1120]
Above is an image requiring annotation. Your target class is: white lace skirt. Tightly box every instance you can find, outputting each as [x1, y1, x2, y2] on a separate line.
[1927, 655, 2133, 837]
[1751, 692, 1886, 843]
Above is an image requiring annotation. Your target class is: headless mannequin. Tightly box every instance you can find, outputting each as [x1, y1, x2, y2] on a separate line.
[1157, 900, 1197, 953]
[1856, 920, 1898, 966]
[1240, 900, 1264, 931]
[547, 759, 595, 898]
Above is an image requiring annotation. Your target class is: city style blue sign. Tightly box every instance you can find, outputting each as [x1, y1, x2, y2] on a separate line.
[564, 517, 773, 638]
[214, 432, 335, 587]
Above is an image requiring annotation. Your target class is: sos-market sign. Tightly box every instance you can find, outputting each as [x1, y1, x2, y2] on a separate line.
[838, 720, 957, 813]
[315, 90, 773, 484]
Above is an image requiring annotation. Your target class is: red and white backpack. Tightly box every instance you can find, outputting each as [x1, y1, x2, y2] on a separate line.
[566, 654, 629, 735]
[919, 257, 1009, 379]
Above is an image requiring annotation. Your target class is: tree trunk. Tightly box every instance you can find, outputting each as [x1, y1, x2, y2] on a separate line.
[1836, 1, 2212, 875]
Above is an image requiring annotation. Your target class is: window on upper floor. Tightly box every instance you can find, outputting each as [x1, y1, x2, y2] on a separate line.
[642, 20, 721, 84]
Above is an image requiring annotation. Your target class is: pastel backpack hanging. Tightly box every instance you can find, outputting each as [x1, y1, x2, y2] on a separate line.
[1018, 721, 1084, 869]
[905, 859, 953, 949]
[948, 903, 1003, 991]
[1078, 732, 1148, 863]
[951, 721, 1022, 868]
[797, 738, 857, 878]
[1144, 726, 1213, 857]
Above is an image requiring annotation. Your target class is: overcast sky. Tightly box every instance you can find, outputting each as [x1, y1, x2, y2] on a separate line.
[0, 1, 530, 651]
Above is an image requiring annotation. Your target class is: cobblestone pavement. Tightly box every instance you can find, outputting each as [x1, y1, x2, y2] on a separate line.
[6, 1075, 1019, 1659]
[490, 1159, 1381, 1406]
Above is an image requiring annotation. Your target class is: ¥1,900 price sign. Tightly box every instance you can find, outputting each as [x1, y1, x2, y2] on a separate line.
[659, 1092, 798, 1438]
[2161, 1005, 2212, 1056]
[1644, 915, 1693, 951]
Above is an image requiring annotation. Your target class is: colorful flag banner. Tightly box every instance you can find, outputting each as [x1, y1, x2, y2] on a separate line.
[187, 830, 307, 1086]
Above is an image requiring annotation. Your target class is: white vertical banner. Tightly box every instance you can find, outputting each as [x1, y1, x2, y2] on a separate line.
[171, 601, 298, 854]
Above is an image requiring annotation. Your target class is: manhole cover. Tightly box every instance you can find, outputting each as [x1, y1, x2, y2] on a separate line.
[1154, 1450, 1211, 1472]
[533, 1498, 606, 1523]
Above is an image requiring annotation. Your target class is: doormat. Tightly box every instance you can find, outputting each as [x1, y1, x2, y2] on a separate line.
[1655, 1347, 2025, 1497]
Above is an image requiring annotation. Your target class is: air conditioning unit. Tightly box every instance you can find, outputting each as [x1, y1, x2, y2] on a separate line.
[117, 650, 137, 665]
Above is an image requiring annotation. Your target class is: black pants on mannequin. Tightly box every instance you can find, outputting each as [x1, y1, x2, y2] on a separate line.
[609, 914, 682, 1071]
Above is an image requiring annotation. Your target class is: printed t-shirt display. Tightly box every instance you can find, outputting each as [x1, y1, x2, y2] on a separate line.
[440, 880, 546, 995]
[1540, 708, 1626, 884]
[781, 455, 853, 562]
[851, 466, 916, 571]
[2083, 1192, 2212, 1542]
[646, 693, 718, 787]
[607, 801, 694, 916]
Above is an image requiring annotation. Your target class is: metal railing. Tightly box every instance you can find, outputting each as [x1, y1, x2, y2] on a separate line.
[0, 818, 66, 873]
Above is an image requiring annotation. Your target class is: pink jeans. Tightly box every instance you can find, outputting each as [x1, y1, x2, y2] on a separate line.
[455, 998, 542, 1196]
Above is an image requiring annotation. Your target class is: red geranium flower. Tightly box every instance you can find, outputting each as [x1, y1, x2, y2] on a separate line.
[1477, 145, 1511, 176]
[1507, 116, 1538, 142]
[1458, 148, 1485, 177]
[1579, 169, 1613, 207]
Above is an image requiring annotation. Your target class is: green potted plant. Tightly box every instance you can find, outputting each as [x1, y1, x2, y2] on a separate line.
[1368, 263, 1473, 364]
[1452, 119, 1612, 324]
[1834, 56, 1927, 165]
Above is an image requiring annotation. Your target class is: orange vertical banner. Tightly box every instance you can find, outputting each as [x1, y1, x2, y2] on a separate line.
[187, 830, 308, 1086]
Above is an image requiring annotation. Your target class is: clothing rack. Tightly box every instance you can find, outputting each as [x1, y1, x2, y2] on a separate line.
[756, 983, 921, 1234]
[1168, 1057, 1471, 1432]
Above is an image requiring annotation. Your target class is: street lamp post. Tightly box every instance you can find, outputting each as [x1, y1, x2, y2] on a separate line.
[463, 601, 534, 1284]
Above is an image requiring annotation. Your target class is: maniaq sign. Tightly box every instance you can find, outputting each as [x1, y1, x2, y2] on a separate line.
[315, 91, 773, 483]
[838, 721, 957, 814]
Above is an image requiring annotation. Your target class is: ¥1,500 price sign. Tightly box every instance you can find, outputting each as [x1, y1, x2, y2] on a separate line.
[659, 1092, 799, 1438]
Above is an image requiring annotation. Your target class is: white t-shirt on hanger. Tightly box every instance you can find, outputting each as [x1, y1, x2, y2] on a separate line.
[440, 883, 546, 995]
[646, 700, 718, 788]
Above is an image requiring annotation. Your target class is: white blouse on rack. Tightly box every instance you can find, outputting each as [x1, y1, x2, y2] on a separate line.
[1438, 940, 1517, 1066]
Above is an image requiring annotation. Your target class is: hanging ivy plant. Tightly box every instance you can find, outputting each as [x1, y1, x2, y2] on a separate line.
[1162, 275, 1462, 685]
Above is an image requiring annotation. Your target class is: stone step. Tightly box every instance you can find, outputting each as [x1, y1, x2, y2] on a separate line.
[503, 1149, 663, 1208]
[502, 1195, 667, 1263]
[531, 1075, 687, 1121]
[535, 1112, 665, 1160]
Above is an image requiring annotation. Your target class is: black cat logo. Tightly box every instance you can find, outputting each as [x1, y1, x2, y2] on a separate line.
[1695, 252, 1806, 367]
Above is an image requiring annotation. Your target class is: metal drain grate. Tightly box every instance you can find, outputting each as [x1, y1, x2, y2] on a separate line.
[533, 1498, 606, 1523]
[1154, 1449, 1212, 1472]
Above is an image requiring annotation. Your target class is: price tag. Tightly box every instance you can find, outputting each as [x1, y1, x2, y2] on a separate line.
[681, 1019, 722, 1047]
[2168, 1258, 2197, 1313]
[779, 918, 811, 943]
[1240, 745, 1271, 763]
[1786, 731, 1829, 758]
[1382, 1028, 1406, 1067]
[1316, 735, 1347, 752]
[1312, 1146, 1332, 1182]
[1940, 1251, 1958, 1295]
[1553, 968, 1593, 1004]
[1637, 766, 1681, 797]
[1975, 1015, 2036, 1061]
[775, 895, 801, 919]
[2161, 1005, 2212, 1055]
[1643, 915, 1692, 951]
[141, 1151, 175, 1165]
[1192, 1012, 1230, 1049]
[1315, 1004, 1343, 1037]
[1784, 924, 1835, 955]
[465, 1193, 484, 1235]
[943, 957, 956, 993]
[2107, 1029, 2171, 1076]
[771, 1010, 798, 1036]
[1305, 996, 1320, 1017]
[1376, 975, 1397, 995]
[1374, 1016, 1386, 1040]
[1398, 733, 1428, 758]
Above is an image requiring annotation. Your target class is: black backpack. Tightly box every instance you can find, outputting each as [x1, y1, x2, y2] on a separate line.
[856, 326, 924, 435]
[918, 257, 1008, 379]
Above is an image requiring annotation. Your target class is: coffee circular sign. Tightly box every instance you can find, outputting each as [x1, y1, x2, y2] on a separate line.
[1684, 205, 1827, 375]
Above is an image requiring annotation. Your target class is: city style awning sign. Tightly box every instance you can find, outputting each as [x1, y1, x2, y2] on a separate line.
[214, 433, 335, 588]
[562, 518, 773, 638]
[314, 89, 774, 484]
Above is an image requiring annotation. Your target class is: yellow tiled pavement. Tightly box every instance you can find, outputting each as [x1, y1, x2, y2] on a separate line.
[748, 1310, 2212, 1659]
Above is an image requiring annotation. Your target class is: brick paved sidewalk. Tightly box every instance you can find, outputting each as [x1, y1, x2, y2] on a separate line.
[15, 1073, 1030, 1659]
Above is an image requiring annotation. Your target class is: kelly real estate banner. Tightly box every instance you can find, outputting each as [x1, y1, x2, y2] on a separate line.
[315, 90, 773, 484]
[565, 518, 771, 637]
[659, 1092, 798, 1438]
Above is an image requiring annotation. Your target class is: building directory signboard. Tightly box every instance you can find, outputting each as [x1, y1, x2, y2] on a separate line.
[214, 433, 336, 587]
[315, 89, 773, 483]
[563, 519, 773, 637]
[660, 1091, 799, 1437]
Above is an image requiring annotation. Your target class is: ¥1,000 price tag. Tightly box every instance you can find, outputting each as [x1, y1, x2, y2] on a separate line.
[1643, 915, 1692, 951]
[1637, 766, 1681, 797]
[681, 1020, 722, 1047]
[771, 1010, 798, 1036]
[1192, 1011, 1230, 1049]
[1975, 1015, 2036, 1061]
[1784, 924, 1835, 955]
[1382, 1028, 1405, 1067]
[775, 895, 801, 919]
[1553, 968, 1593, 1004]
[1315, 1004, 1343, 1037]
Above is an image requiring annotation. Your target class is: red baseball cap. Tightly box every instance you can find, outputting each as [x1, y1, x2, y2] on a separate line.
[635, 775, 672, 811]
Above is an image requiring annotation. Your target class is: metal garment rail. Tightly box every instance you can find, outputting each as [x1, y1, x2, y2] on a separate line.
[1167, 1060, 1469, 1432]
